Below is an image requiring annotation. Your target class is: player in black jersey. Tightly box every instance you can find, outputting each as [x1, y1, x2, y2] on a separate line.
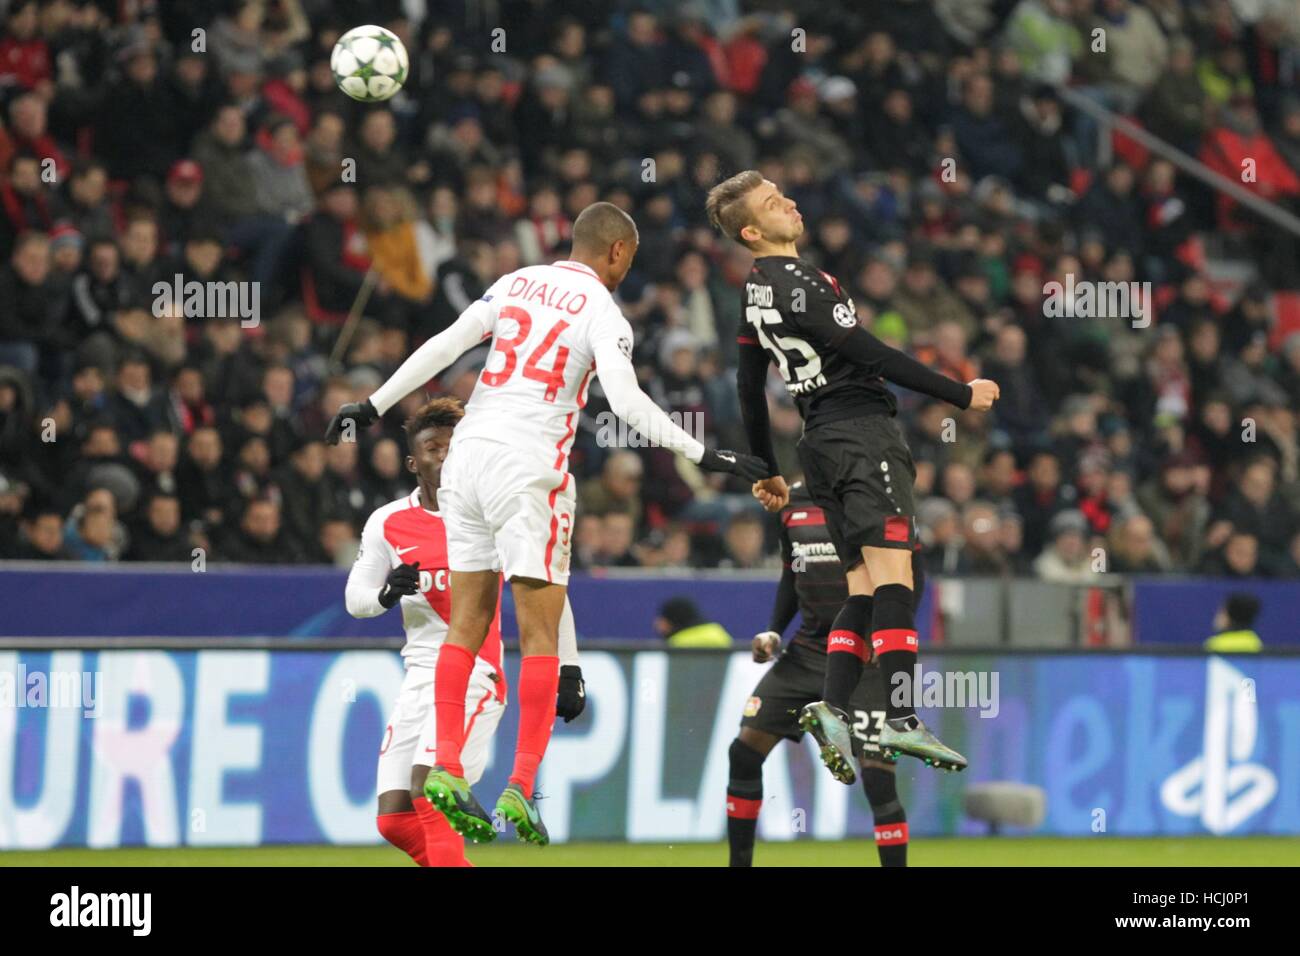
[706, 171, 1000, 780]
[727, 482, 917, 867]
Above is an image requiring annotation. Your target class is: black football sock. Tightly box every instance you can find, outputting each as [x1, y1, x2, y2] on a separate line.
[872, 583, 918, 722]
[862, 765, 908, 867]
[726, 739, 765, 867]
[823, 593, 873, 711]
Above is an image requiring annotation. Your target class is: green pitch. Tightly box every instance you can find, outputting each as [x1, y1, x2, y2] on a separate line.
[3, 837, 1296, 867]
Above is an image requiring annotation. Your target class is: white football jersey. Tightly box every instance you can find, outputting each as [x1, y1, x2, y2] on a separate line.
[344, 490, 504, 690]
[451, 260, 633, 465]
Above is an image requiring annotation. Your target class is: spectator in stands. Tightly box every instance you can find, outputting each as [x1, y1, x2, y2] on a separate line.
[63, 488, 120, 562]
[1205, 592, 1263, 652]
[0, 153, 54, 261]
[956, 500, 1012, 575]
[94, 43, 179, 183]
[1108, 513, 1172, 573]
[1034, 509, 1098, 583]
[5, 93, 66, 179]
[655, 596, 733, 648]
[0, 1, 50, 92]
[13, 501, 72, 560]
[275, 438, 333, 559]
[302, 181, 368, 318]
[891, 246, 974, 343]
[218, 496, 298, 563]
[1002, 0, 1080, 86]
[64, 162, 114, 243]
[177, 425, 234, 531]
[1216, 458, 1296, 575]
[951, 72, 1024, 183]
[127, 492, 192, 562]
[1201, 530, 1262, 578]
[1141, 36, 1206, 154]
[131, 428, 179, 502]
[362, 184, 434, 329]
[0, 231, 60, 376]
[105, 351, 167, 447]
[718, 513, 773, 571]
[579, 450, 643, 521]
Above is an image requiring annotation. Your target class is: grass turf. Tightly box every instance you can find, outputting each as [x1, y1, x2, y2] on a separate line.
[3, 837, 1296, 867]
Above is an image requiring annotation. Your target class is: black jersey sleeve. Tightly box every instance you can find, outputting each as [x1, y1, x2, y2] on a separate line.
[737, 335, 780, 472]
[789, 281, 974, 410]
[768, 522, 798, 635]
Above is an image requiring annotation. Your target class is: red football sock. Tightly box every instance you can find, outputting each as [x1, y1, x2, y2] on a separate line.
[509, 655, 560, 795]
[434, 644, 476, 777]
[376, 811, 427, 866]
[413, 796, 467, 867]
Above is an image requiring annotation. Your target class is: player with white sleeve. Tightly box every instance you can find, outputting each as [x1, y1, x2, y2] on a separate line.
[326, 203, 769, 845]
[345, 397, 586, 865]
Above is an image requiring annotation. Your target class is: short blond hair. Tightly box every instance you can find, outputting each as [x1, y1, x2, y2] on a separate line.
[705, 170, 764, 246]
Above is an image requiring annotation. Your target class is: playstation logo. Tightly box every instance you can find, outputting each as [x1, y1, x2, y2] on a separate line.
[1160, 658, 1277, 834]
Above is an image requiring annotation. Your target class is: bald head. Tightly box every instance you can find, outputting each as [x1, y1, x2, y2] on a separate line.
[570, 202, 639, 290]
[573, 202, 638, 252]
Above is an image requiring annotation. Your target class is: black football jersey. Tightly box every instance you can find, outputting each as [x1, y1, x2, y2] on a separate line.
[741, 255, 897, 426]
[780, 482, 849, 653]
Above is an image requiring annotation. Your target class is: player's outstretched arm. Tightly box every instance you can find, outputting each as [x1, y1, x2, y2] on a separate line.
[593, 330, 771, 481]
[838, 325, 979, 409]
[325, 302, 493, 443]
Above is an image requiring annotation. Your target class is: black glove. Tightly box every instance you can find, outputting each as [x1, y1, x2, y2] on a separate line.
[698, 447, 771, 482]
[556, 665, 586, 723]
[325, 399, 379, 445]
[378, 561, 420, 609]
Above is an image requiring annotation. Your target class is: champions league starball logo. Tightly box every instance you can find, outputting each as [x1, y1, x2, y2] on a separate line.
[1160, 658, 1278, 834]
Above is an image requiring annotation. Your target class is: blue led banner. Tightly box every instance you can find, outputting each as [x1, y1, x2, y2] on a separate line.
[3, 650, 1297, 848]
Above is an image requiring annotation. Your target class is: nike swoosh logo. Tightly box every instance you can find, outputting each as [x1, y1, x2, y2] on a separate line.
[396, 546, 419, 555]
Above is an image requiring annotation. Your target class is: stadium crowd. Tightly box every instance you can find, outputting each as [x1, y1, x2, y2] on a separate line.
[0, 0, 1298, 579]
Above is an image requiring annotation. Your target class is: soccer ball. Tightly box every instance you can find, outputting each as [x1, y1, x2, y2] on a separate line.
[331, 25, 409, 102]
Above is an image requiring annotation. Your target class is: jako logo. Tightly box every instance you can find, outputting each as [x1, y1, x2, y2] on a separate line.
[1160, 657, 1277, 834]
[874, 827, 905, 842]
[828, 635, 857, 647]
[50, 886, 151, 936]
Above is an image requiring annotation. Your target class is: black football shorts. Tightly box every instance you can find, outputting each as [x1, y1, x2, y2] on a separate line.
[739, 642, 889, 757]
[796, 414, 918, 566]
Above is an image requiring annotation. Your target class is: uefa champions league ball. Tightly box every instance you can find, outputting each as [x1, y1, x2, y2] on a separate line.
[331, 25, 409, 102]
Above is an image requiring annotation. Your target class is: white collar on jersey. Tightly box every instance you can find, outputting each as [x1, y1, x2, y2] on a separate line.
[408, 488, 438, 516]
[550, 259, 598, 278]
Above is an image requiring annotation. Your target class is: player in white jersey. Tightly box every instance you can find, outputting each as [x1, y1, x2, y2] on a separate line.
[345, 397, 586, 865]
[326, 203, 769, 845]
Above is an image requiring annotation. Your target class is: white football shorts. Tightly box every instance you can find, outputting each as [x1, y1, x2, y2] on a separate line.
[437, 436, 575, 585]
[376, 661, 504, 795]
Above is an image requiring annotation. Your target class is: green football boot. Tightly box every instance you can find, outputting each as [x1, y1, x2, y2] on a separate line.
[878, 716, 968, 772]
[496, 784, 549, 846]
[423, 765, 497, 843]
[798, 701, 857, 785]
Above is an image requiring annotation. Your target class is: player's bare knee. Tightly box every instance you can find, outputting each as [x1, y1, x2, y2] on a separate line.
[845, 562, 874, 596]
[378, 790, 413, 815]
[736, 727, 779, 759]
[862, 546, 913, 590]
[409, 766, 432, 805]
